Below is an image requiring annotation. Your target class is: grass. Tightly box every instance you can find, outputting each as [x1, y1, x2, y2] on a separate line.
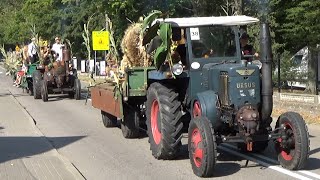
[272, 100, 320, 124]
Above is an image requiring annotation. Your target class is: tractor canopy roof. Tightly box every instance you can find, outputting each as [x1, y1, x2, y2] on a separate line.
[154, 16, 259, 27]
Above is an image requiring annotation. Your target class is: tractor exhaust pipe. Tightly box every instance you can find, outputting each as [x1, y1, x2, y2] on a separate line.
[260, 22, 273, 121]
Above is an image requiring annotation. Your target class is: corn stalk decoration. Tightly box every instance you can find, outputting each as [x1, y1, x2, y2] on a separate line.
[82, 13, 95, 62]
[105, 14, 119, 64]
[1, 45, 22, 76]
[141, 10, 173, 70]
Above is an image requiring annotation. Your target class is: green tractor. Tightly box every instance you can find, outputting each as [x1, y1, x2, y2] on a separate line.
[91, 15, 309, 177]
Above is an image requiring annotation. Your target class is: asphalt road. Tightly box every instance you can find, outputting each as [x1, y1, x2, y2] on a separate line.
[1, 66, 320, 180]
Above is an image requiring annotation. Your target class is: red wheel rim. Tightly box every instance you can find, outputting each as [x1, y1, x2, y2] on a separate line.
[193, 101, 202, 118]
[151, 100, 161, 145]
[277, 122, 295, 161]
[191, 128, 203, 168]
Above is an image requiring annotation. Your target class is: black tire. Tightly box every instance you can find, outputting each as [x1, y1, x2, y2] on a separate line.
[146, 82, 183, 160]
[74, 79, 81, 100]
[41, 80, 48, 102]
[68, 92, 75, 99]
[33, 71, 42, 99]
[275, 112, 309, 170]
[101, 111, 117, 128]
[27, 79, 33, 96]
[121, 104, 140, 138]
[188, 116, 217, 177]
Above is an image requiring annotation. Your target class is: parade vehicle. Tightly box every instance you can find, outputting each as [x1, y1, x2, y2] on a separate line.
[36, 46, 81, 102]
[91, 14, 309, 177]
[20, 63, 43, 96]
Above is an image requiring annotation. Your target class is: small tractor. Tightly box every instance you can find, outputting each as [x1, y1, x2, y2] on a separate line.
[91, 13, 309, 177]
[33, 45, 81, 102]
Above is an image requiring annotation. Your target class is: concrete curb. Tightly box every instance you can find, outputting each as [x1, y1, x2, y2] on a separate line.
[8, 91, 86, 180]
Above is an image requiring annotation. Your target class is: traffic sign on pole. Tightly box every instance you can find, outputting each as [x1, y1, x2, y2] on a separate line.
[92, 31, 110, 50]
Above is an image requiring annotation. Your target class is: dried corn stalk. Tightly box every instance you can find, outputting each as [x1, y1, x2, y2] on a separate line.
[120, 23, 150, 69]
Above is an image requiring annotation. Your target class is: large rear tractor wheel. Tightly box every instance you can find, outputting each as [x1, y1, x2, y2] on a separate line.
[74, 79, 81, 100]
[121, 104, 140, 138]
[275, 112, 309, 170]
[101, 111, 117, 128]
[33, 70, 42, 99]
[188, 116, 217, 177]
[41, 80, 48, 102]
[146, 82, 183, 160]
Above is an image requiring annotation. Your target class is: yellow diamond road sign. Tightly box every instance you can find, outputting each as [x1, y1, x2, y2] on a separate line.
[92, 31, 110, 50]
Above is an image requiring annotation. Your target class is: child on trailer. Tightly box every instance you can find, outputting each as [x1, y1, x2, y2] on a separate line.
[13, 63, 27, 87]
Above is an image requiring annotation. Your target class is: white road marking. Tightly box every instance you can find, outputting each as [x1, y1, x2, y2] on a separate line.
[299, 171, 320, 180]
[222, 143, 320, 179]
[218, 145, 313, 180]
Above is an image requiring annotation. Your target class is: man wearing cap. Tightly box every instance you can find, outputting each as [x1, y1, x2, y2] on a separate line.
[28, 37, 38, 63]
[240, 33, 259, 62]
[51, 36, 63, 61]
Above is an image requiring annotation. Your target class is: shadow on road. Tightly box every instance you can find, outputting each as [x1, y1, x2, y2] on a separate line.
[304, 157, 320, 170]
[0, 136, 85, 164]
[0, 93, 11, 97]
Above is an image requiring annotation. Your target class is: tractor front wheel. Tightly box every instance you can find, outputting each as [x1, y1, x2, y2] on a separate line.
[275, 112, 309, 170]
[188, 116, 217, 177]
[146, 82, 183, 160]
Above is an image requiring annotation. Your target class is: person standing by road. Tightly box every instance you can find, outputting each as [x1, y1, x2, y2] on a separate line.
[28, 37, 38, 64]
[51, 36, 63, 61]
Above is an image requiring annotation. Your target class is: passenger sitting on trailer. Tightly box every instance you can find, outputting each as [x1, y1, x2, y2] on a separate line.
[13, 63, 27, 87]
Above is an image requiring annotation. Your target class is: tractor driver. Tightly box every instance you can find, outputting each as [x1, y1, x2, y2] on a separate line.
[240, 33, 259, 62]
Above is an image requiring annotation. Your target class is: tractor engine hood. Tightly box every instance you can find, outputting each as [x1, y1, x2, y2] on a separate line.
[202, 63, 261, 108]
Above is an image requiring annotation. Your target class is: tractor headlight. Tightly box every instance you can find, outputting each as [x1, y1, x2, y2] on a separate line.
[172, 64, 183, 76]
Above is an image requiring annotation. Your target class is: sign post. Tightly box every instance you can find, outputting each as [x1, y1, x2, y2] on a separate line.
[92, 31, 110, 78]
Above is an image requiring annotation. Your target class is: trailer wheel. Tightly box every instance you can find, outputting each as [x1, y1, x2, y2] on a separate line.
[275, 112, 309, 170]
[41, 80, 48, 102]
[188, 116, 217, 177]
[33, 70, 42, 99]
[74, 79, 81, 100]
[101, 111, 117, 127]
[121, 104, 140, 138]
[146, 82, 183, 159]
[27, 79, 33, 96]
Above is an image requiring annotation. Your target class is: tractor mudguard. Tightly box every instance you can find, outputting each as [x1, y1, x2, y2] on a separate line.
[192, 90, 221, 129]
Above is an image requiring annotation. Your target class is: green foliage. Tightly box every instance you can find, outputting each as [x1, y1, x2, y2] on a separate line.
[154, 23, 172, 69]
